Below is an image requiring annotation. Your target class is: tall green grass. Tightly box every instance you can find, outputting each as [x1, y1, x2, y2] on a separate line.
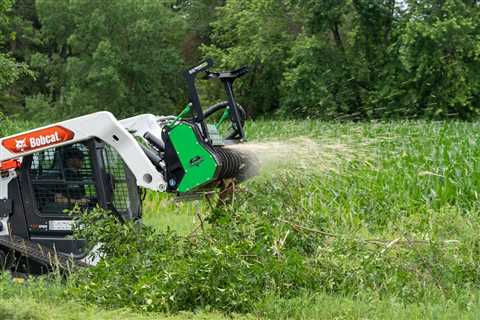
[2, 120, 480, 319]
[132, 120, 480, 315]
[146, 120, 480, 238]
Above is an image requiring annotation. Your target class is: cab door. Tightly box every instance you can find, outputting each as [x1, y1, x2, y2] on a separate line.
[19, 140, 100, 257]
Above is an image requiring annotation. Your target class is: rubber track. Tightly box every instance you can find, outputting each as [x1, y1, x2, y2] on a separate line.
[0, 235, 89, 271]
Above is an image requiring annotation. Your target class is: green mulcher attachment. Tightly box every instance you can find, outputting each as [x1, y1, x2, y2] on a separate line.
[162, 60, 258, 194]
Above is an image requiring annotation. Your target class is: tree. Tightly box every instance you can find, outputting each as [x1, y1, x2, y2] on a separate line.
[283, 0, 480, 119]
[202, 0, 299, 116]
[178, 0, 226, 64]
[392, 0, 480, 118]
[34, 0, 187, 119]
[3, 0, 480, 121]
[281, 0, 402, 118]
[0, 0, 32, 114]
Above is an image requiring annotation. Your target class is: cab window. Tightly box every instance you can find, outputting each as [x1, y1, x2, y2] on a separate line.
[29, 143, 98, 215]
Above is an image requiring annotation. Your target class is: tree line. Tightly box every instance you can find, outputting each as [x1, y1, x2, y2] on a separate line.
[1, 0, 480, 121]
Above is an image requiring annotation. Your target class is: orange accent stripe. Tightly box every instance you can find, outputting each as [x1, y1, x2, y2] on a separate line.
[0, 159, 21, 171]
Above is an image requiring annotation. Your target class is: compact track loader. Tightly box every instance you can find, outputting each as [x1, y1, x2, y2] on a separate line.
[0, 60, 256, 274]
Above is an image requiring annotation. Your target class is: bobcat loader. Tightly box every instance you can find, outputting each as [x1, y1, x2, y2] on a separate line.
[0, 60, 256, 274]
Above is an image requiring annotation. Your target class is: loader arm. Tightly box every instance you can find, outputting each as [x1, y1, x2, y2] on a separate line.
[0, 112, 167, 191]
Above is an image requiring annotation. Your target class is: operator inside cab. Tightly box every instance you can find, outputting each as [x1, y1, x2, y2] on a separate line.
[54, 147, 90, 206]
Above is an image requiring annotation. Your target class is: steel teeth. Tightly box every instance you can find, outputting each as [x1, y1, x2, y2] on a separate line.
[213, 147, 259, 182]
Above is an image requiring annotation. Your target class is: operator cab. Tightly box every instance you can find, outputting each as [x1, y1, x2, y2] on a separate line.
[12, 138, 141, 258]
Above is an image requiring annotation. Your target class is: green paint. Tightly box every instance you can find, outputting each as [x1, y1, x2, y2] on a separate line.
[216, 107, 230, 128]
[168, 104, 192, 128]
[168, 123, 218, 193]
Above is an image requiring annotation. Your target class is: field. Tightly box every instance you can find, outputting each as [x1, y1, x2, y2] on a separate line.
[2, 120, 480, 319]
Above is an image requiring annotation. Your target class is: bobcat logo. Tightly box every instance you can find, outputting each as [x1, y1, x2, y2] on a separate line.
[2, 126, 74, 154]
[15, 138, 27, 152]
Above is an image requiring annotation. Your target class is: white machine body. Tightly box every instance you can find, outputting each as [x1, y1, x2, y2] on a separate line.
[0, 111, 169, 192]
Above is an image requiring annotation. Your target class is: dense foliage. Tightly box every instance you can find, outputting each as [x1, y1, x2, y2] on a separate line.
[1, 0, 480, 120]
[66, 121, 480, 314]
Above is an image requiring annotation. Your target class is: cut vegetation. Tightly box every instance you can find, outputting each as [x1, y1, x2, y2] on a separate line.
[2, 120, 480, 319]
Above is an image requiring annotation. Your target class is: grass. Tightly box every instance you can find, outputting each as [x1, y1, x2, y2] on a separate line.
[141, 119, 480, 317]
[3, 119, 480, 319]
[0, 275, 252, 320]
[0, 299, 249, 320]
[145, 119, 480, 236]
[142, 192, 205, 235]
[2, 282, 480, 320]
[257, 292, 480, 319]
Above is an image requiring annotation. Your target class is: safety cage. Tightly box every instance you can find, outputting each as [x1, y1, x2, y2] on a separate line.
[21, 138, 141, 224]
